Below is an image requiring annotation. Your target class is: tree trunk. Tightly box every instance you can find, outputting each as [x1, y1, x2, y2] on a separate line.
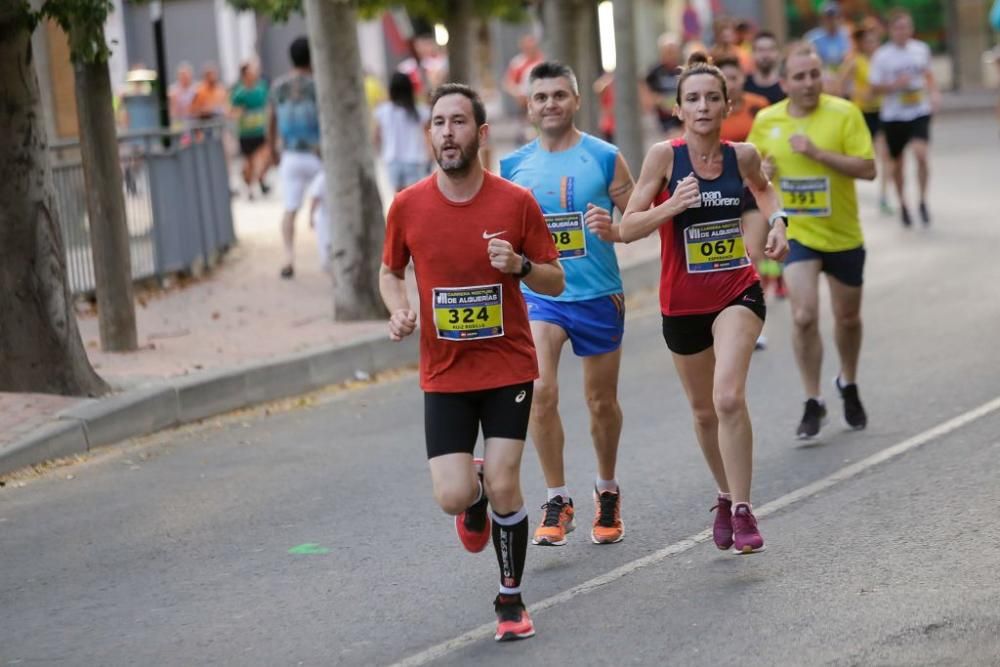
[303, 0, 388, 321]
[0, 10, 108, 396]
[72, 54, 138, 351]
[573, 0, 601, 137]
[542, 0, 601, 135]
[442, 0, 474, 85]
[612, 0, 643, 174]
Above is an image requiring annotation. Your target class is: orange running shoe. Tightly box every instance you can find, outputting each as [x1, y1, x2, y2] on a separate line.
[455, 458, 490, 553]
[591, 487, 624, 544]
[531, 496, 575, 546]
[494, 594, 535, 641]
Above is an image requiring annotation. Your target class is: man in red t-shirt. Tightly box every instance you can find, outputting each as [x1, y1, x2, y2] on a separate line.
[379, 83, 563, 642]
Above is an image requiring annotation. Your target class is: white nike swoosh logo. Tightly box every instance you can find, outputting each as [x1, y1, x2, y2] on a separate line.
[482, 231, 506, 239]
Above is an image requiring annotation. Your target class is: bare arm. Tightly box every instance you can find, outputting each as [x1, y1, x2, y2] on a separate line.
[521, 259, 564, 296]
[379, 264, 417, 341]
[486, 239, 564, 297]
[834, 55, 856, 99]
[789, 134, 876, 181]
[608, 152, 636, 214]
[585, 152, 636, 244]
[736, 143, 789, 261]
[619, 143, 697, 243]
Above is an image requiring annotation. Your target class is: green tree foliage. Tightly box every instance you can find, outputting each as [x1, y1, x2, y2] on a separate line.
[16, 0, 115, 63]
[227, 0, 527, 24]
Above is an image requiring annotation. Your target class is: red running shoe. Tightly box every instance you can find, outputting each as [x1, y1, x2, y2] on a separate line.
[494, 594, 535, 641]
[455, 458, 490, 553]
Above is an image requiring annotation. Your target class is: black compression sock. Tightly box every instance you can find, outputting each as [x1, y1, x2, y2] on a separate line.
[491, 507, 528, 595]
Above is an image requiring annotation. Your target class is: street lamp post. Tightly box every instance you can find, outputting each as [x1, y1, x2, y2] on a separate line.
[151, 0, 171, 146]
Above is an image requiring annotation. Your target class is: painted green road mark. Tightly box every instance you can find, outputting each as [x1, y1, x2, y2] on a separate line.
[288, 543, 330, 555]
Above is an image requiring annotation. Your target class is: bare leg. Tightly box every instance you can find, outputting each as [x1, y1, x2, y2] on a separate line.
[428, 453, 479, 515]
[672, 347, 728, 493]
[784, 260, 824, 398]
[527, 321, 568, 489]
[911, 139, 930, 205]
[581, 348, 623, 481]
[710, 306, 763, 504]
[281, 210, 297, 268]
[827, 274, 863, 385]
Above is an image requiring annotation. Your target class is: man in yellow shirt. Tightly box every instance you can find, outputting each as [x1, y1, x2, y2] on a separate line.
[748, 43, 876, 441]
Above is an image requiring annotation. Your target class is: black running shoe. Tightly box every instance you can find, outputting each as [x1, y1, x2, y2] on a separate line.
[280, 265, 294, 279]
[919, 201, 930, 226]
[835, 376, 868, 430]
[900, 206, 912, 228]
[796, 398, 827, 440]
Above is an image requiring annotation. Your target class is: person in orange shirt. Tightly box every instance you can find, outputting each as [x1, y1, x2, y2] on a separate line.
[717, 55, 770, 143]
[189, 62, 229, 121]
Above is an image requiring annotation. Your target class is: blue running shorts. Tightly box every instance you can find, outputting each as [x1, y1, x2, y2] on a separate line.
[525, 293, 625, 357]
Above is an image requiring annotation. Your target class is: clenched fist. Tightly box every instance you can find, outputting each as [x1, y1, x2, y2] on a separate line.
[388, 308, 417, 341]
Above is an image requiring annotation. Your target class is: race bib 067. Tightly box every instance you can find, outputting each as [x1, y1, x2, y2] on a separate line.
[684, 218, 750, 273]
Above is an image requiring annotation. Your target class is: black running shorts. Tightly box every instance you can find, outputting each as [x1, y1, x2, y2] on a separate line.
[661, 282, 766, 356]
[424, 382, 534, 459]
[883, 115, 931, 159]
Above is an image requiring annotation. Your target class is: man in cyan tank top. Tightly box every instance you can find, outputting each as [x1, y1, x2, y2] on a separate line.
[501, 62, 635, 548]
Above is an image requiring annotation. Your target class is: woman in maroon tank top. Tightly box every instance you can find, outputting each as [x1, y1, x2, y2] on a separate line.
[621, 53, 788, 554]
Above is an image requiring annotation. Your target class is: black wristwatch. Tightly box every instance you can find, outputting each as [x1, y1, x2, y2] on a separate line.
[517, 255, 533, 278]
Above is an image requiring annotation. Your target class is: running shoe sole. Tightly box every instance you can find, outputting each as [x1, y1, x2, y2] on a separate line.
[732, 544, 767, 555]
[833, 376, 867, 431]
[531, 519, 576, 546]
[796, 416, 827, 441]
[495, 627, 536, 641]
[591, 522, 625, 544]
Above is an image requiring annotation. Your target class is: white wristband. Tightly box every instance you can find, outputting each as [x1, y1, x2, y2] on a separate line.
[768, 210, 789, 228]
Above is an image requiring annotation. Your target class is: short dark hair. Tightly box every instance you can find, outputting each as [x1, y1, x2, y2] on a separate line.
[527, 61, 579, 95]
[430, 83, 487, 126]
[289, 36, 310, 69]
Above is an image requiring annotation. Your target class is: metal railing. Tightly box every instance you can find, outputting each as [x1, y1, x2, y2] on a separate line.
[49, 123, 236, 295]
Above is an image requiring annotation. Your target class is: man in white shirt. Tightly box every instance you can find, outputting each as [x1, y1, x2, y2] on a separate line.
[869, 8, 940, 227]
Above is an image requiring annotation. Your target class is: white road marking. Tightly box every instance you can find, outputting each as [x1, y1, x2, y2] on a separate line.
[388, 395, 1000, 667]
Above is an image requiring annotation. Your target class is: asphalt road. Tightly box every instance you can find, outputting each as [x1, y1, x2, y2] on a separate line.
[2, 112, 999, 667]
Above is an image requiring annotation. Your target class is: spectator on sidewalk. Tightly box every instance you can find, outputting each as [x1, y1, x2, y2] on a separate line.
[398, 33, 448, 100]
[373, 72, 431, 193]
[745, 30, 785, 105]
[805, 1, 851, 92]
[190, 62, 229, 121]
[645, 33, 684, 138]
[504, 34, 544, 110]
[230, 60, 272, 200]
[168, 62, 197, 127]
[305, 170, 332, 275]
[268, 36, 322, 280]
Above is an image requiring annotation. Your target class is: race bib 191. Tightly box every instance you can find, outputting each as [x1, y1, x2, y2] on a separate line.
[684, 218, 750, 273]
[433, 284, 504, 341]
[544, 212, 587, 260]
[780, 176, 831, 217]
